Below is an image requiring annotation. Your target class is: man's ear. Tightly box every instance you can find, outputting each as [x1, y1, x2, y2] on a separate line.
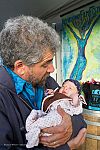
[13, 60, 25, 76]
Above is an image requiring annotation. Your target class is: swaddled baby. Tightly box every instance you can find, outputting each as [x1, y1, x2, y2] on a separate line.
[25, 79, 87, 148]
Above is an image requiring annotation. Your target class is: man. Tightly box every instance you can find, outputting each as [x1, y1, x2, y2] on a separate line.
[0, 15, 86, 149]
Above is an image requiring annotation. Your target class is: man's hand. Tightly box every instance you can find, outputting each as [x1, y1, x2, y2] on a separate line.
[40, 106, 72, 148]
[67, 128, 87, 150]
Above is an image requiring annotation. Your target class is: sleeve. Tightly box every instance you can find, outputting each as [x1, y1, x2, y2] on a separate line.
[0, 104, 29, 150]
[0, 111, 15, 149]
[45, 144, 70, 150]
[55, 144, 70, 150]
[0, 111, 13, 144]
[70, 114, 87, 139]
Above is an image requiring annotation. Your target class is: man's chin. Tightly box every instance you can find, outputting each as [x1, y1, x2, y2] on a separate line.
[32, 75, 50, 87]
[32, 79, 45, 87]
[38, 80, 46, 86]
[38, 76, 49, 86]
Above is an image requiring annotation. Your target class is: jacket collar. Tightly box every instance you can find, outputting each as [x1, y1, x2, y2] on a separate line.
[0, 66, 16, 92]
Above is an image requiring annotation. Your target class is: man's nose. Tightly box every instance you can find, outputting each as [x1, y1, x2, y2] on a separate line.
[47, 63, 55, 73]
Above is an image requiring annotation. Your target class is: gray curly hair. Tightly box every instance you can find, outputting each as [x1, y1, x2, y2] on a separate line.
[0, 15, 60, 68]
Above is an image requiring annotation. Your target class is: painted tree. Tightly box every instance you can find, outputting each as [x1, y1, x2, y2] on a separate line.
[63, 6, 100, 80]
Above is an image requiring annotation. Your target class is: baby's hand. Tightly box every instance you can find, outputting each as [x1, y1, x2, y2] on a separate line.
[70, 93, 79, 106]
[45, 89, 54, 96]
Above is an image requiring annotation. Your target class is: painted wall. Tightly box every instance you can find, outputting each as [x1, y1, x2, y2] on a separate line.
[61, 2, 100, 82]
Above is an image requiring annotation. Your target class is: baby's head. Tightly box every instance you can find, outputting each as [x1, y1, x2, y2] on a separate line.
[59, 79, 81, 98]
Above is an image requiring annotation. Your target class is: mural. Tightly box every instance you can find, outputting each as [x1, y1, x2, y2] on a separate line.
[62, 3, 100, 82]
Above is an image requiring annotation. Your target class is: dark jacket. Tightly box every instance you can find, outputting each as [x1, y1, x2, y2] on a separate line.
[45, 76, 60, 90]
[0, 67, 86, 150]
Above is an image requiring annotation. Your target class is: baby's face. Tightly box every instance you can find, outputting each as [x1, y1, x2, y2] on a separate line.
[59, 81, 78, 97]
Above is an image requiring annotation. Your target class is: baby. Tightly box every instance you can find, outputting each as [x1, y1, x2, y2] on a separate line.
[25, 79, 87, 148]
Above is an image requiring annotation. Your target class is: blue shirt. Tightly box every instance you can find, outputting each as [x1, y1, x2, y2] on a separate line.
[4, 66, 44, 110]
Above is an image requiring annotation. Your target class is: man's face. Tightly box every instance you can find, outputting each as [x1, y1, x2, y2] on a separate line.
[59, 81, 78, 97]
[26, 49, 55, 86]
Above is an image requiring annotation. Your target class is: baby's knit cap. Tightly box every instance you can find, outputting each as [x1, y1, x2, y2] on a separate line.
[62, 79, 81, 95]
